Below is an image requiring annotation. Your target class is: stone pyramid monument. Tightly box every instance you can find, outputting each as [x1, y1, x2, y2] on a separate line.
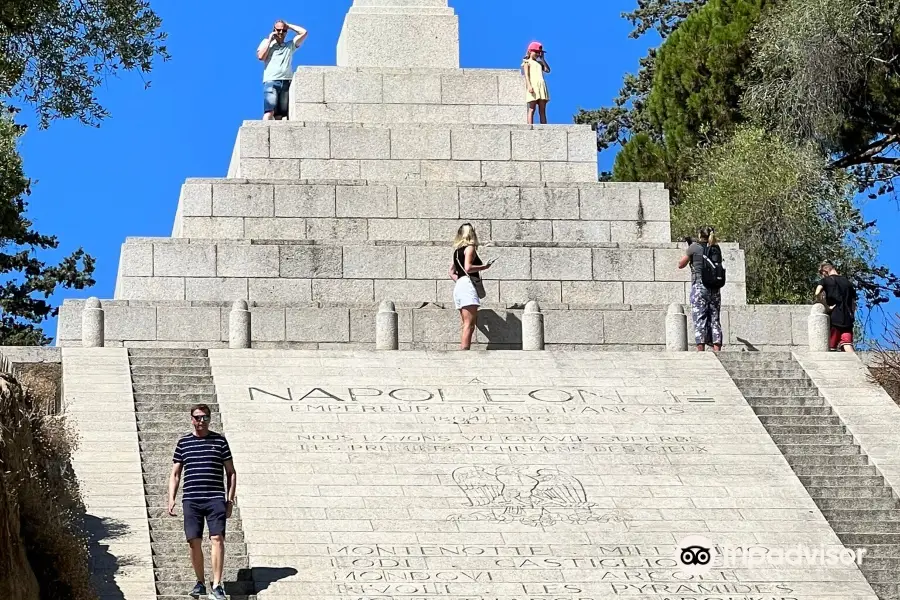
[55, 0, 812, 350]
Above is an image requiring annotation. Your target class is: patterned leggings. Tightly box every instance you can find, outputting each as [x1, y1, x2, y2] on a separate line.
[690, 282, 723, 346]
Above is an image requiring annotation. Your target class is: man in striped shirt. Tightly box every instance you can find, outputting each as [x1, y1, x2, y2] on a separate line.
[168, 403, 237, 600]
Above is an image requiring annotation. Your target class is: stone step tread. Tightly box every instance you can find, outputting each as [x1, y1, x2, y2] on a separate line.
[780, 444, 861, 455]
[130, 358, 212, 368]
[839, 532, 900, 545]
[733, 376, 814, 385]
[131, 375, 215, 384]
[136, 402, 221, 412]
[156, 596, 255, 600]
[847, 544, 900, 559]
[830, 521, 900, 534]
[152, 554, 250, 568]
[770, 433, 854, 444]
[754, 408, 836, 417]
[807, 486, 893, 499]
[823, 510, 900, 521]
[792, 466, 878, 477]
[766, 425, 847, 434]
[154, 566, 253, 581]
[741, 388, 825, 397]
[758, 415, 840, 425]
[129, 348, 209, 357]
[131, 366, 212, 375]
[727, 369, 806, 377]
[149, 518, 243, 532]
[156, 581, 255, 595]
[798, 475, 885, 487]
[786, 454, 869, 466]
[151, 530, 245, 543]
[134, 384, 217, 393]
[817, 497, 898, 510]
[746, 397, 826, 406]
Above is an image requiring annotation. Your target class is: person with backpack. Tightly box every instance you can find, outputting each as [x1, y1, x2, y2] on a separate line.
[814, 260, 857, 352]
[678, 226, 726, 352]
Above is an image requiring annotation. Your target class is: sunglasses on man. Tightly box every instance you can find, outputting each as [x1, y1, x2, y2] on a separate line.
[192, 414, 211, 422]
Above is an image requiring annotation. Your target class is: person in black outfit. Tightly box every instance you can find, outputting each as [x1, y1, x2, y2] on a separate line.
[814, 261, 857, 352]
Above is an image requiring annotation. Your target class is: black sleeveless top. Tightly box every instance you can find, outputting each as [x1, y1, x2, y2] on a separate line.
[453, 246, 482, 277]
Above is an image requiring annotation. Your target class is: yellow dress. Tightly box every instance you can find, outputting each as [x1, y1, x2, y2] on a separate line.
[523, 58, 550, 103]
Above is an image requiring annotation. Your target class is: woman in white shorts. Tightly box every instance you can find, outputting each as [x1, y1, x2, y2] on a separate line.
[448, 223, 493, 350]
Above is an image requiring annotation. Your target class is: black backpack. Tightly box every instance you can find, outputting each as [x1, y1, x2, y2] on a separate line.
[701, 243, 726, 290]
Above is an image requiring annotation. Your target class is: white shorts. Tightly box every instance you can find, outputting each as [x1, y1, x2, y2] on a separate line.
[453, 277, 480, 310]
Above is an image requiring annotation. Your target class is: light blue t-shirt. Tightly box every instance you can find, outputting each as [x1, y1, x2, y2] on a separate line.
[262, 39, 296, 82]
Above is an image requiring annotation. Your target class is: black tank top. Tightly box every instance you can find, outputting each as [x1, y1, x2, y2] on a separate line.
[454, 247, 482, 277]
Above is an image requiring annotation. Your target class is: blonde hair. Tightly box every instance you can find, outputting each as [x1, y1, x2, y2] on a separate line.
[699, 226, 718, 247]
[453, 223, 479, 249]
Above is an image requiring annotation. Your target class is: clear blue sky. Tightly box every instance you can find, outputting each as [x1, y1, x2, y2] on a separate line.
[14, 0, 900, 343]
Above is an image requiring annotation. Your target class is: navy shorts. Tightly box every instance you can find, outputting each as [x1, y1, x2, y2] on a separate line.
[263, 80, 291, 117]
[183, 499, 227, 541]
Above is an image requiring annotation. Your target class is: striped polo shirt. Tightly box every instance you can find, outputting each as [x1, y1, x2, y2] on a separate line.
[173, 432, 233, 502]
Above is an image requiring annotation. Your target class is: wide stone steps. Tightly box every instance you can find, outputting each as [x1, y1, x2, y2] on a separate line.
[721, 353, 900, 598]
[128, 348, 254, 598]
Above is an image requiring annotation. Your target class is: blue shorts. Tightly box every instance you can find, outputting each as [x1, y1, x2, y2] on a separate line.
[263, 80, 291, 117]
[183, 498, 227, 541]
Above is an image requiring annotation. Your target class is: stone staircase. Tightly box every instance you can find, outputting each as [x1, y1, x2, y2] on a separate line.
[720, 352, 900, 600]
[129, 348, 255, 600]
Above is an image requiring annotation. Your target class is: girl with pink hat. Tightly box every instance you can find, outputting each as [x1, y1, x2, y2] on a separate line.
[522, 41, 551, 124]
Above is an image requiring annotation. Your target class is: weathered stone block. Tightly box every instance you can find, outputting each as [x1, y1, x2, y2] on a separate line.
[248, 279, 312, 304]
[120, 244, 153, 277]
[499, 281, 562, 303]
[610, 221, 671, 243]
[405, 246, 448, 279]
[484, 247, 531, 280]
[343, 246, 405, 279]
[532, 248, 592, 280]
[244, 218, 306, 240]
[331, 128, 391, 160]
[561, 281, 624, 304]
[117, 277, 185, 301]
[391, 128, 451, 160]
[375, 279, 438, 302]
[552, 221, 611, 243]
[410, 308, 460, 343]
[238, 127, 269, 159]
[217, 245, 280, 278]
[153, 244, 216, 277]
[270, 127, 330, 159]
[721, 282, 747, 305]
[451, 129, 510, 161]
[428, 219, 491, 242]
[541, 162, 597, 182]
[511, 130, 567, 161]
[397, 186, 458, 219]
[604, 310, 666, 344]
[481, 161, 542, 183]
[521, 187, 579, 219]
[213, 184, 274, 217]
[300, 159, 361, 180]
[179, 183, 213, 217]
[441, 74, 498, 105]
[292, 102, 354, 123]
[729, 306, 794, 346]
[275, 185, 336, 218]
[492, 220, 552, 242]
[157, 307, 221, 341]
[350, 306, 413, 343]
[359, 159, 421, 180]
[580, 186, 670, 222]
[337, 13, 459, 70]
[654, 249, 692, 282]
[250, 308, 286, 341]
[336, 185, 397, 218]
[624, 282, 686, 305]
[545, 310, 604, 344]
[185, 278, 249, 301]
[470, 105, 527, 125]
[368, 219, 430, 241]
[593, 248, 654, 281]
[459, 186, 520, 219]
[324, 70, 383, 103]
[567, 128, 597, 162]
[279, 246, 343, 278]
[498, 71, 525, 105]
[306, 218, 368, 241]
[239, 158, 300, 179]
[291, 69, 325, 103]
[361, 103, 468, 125]
[312, 280, 375, 302]
[421, 160, 481, 181]
[104, 306, 157, 341]
[286, 308, 350, 342]
[383, 73, 441, 104]
[180, 217, 244, 239]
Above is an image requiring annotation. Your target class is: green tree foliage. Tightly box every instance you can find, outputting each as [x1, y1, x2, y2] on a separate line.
[0, 0, 168, 344]
[612, 0, 766, 195]
[673, 127, 897, 307]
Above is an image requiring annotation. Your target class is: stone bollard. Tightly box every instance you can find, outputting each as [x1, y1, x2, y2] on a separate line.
[808, 303, 830, 352]
[229, 300, 251, 349]
[81, 297, 104, 348]
[665, 303, 688, 351]
[376, 301, 399, 350]
[522, 301, 545, 351]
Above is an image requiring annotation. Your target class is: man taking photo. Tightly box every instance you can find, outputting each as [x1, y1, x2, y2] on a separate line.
[257, 19, 308, 120]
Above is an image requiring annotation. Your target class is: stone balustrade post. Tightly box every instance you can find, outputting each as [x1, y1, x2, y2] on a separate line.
[522, 301, 545, 351]
[229, 300, 251, 349]
[81, 297, 104, 348]
[808, 303, 830, 352]
[376, 301, 399, 350]
[665, 303, 688, 351]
